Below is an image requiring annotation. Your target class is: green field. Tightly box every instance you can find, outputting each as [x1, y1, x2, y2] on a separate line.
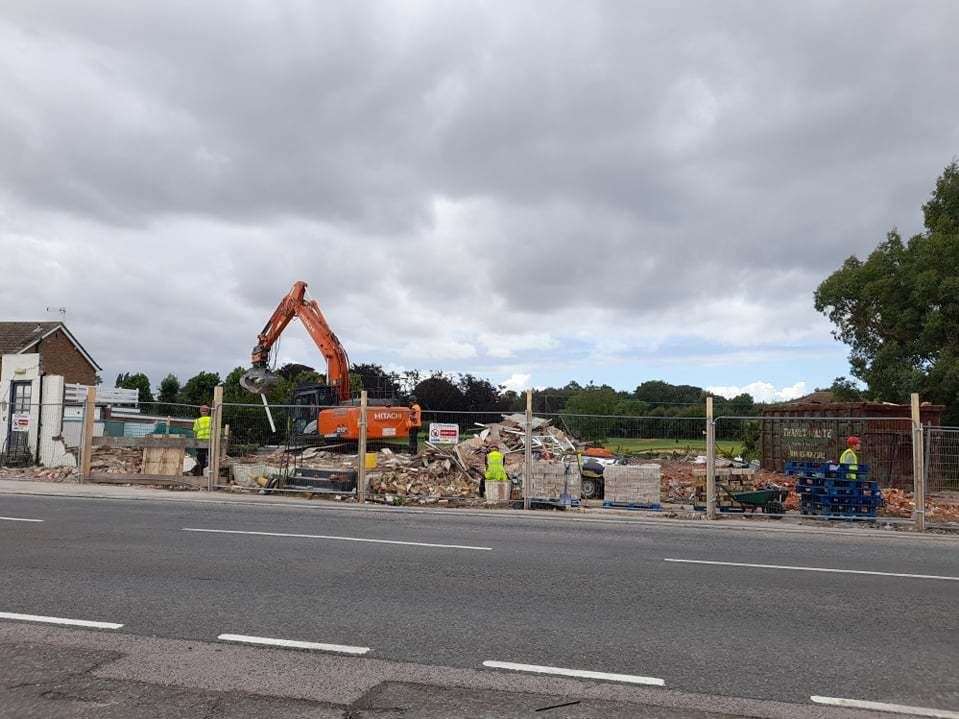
[601, 437, 743, 456]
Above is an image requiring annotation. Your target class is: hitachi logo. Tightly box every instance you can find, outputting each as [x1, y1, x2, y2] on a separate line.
[373, 412, 401, 420]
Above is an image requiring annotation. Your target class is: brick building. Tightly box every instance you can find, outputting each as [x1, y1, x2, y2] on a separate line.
[1, 322, 101, 464]
[0, 322, 100, 385]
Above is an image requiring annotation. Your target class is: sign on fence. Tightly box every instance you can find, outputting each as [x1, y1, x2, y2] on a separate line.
[428, 423, 459, 444]
[782, 423, 834, 461]
[11, 413, 31, 432]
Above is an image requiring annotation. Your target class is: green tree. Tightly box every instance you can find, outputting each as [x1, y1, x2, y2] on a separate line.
[352, 362, 400, 399]
[563, 387, 620, 440]
[815, 161, 959, 424]
[158, 374, 180, 403]
[180, 371, 221, 406]
[457, 374, 505, 412]
[412, 373, 465, 413]
[826, 377, 866, 402]
[634, 380, 702, 406]
[115, 372, 154, 404]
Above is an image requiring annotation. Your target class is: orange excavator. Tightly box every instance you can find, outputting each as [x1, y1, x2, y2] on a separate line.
[240, 281, 410, 441]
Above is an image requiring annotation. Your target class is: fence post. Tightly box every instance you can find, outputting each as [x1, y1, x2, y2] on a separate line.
[912, 393, 925, 532]
[79, 386, 96, 483]
[706, 395, 716, 520]
[208, 385, 223, 492]
[524, 388, 533, 510]
[357, 390, 368, 503]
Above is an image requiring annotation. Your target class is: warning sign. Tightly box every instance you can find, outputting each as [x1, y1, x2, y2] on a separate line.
[11, 413, 31, 432]
[428, 422, 459, 444]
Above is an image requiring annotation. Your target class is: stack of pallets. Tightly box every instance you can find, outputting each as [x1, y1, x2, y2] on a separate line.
[785, 461, 881, 518]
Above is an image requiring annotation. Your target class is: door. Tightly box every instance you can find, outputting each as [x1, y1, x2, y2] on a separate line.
[5, 380, 33, 466]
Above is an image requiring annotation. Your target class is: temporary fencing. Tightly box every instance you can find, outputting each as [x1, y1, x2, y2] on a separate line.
[925, 426, 959, 494]
[217, 401, 352, 496]
[4, 383, 946, 530]
[0, 392, 212, 483]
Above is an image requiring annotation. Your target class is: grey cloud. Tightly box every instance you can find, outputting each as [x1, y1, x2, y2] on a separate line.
[0, 0, 957, 387]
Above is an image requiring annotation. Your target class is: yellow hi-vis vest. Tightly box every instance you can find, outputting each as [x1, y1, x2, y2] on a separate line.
[193, 416, 212, 441]
[485, 449, 508, 482]
[839, 447, 858, 480]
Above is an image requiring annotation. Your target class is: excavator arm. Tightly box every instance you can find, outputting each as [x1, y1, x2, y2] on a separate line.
[241, 281, 351, 402]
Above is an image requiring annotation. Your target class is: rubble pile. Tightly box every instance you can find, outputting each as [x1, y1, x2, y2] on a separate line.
[90, 447, 143, 474]
[660, 461, 801, 510]
[881, 488, 959, 523]
[372, 447, 477, 497]
[752, 469, 801, 511]
[231, 446, 357, 471]
[224, 416, 577, 499]
[372, 415, 577, 498]
[0, 465, 78, 481]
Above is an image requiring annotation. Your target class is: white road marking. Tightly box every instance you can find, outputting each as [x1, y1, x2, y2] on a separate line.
[183, 527, 492, 551]
[664, 558, 959, 582]
[811, 695, 959, 718]
[0, 611, 123, 630]
[218, 633, 369, 655]
[0, 516, 43, 523]
[482, 660, 664, 686]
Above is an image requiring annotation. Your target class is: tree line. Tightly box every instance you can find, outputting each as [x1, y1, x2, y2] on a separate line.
[115, 366, 762, 446]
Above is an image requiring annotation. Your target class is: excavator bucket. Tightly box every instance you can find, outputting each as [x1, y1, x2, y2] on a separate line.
[240, 367, 280, 394]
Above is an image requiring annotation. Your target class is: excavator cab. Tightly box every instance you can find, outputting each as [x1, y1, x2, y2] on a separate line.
[291, 384, 341, 434]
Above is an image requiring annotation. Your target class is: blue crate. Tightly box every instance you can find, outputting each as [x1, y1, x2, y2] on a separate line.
[801, 494, 882, 507]
[801, 508, 878, 519]
[800, 501, 879, 516]
[796, 485, 852, 497]
[800, 494, 882, 517]
[795, 482, 881, 498]
[785, 461, 870, 480]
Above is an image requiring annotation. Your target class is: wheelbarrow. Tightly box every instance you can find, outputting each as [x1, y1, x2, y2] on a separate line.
[718, 483, 788, 518]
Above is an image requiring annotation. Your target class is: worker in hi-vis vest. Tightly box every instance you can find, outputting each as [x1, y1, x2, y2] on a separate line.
[839, 435, 861, 480]
[192, 405, 212, 476]
[484, 446, 508, 498]
[408, 397, 422, 455]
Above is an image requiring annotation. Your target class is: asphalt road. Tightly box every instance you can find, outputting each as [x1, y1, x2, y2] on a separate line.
[1, 493, 957, 716]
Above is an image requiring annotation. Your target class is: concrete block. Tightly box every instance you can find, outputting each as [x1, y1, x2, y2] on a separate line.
[527, 460, 581, 499]
[604, 463, 661, 504]
[484, 480, 510, 502]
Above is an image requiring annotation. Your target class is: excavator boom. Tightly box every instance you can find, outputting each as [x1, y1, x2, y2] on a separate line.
[240, 281, 411, 442]
[242, 281, 351, 402]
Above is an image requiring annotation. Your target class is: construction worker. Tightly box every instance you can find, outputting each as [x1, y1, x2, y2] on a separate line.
[840, 435, 861, 480]
[484, 445, 508, 499]
[408, 396, 422, 455]
[192, 405, 212, 476]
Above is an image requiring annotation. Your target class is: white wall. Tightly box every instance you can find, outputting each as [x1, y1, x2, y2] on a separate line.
[39, 375, 76, 468]
[1, 353, 41, 462]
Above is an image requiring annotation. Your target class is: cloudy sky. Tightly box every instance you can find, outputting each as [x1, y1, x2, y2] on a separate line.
[1, 1, 956, 402]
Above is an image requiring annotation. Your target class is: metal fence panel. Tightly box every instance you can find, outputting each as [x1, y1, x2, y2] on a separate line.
[926, 426, 959, 494]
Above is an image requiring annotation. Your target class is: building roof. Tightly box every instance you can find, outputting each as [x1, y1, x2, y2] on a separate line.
[789, 390, 836, 404]
[0, 322, 102, 371]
